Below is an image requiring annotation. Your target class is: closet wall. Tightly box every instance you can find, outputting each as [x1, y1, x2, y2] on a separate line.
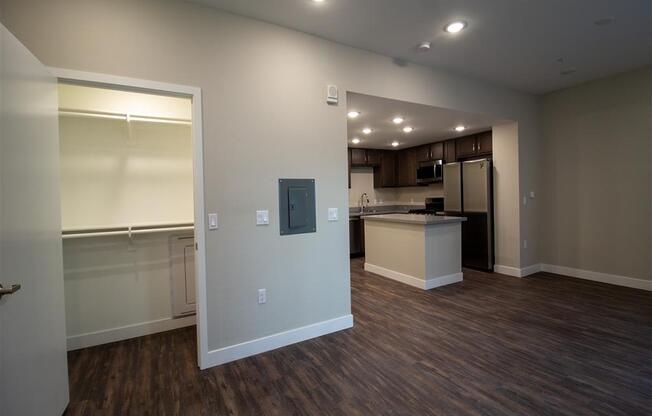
[59, 84, 195, 350]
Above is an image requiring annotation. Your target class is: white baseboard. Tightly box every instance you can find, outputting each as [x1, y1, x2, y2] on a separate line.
[67, 314, 196, 351]
[202, 314, 353, 369]
[365, 262, 463, 290]
[494, 264, 541, 277]
[493, 264, 522, 277]
[425, 272, 464, 289]
[365, 262, 425, 288]
[540, 264, 652, 291]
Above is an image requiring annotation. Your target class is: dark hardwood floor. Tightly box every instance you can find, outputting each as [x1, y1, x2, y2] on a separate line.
[66, 259, 652, 415]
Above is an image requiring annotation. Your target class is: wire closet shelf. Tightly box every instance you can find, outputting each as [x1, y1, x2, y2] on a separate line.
[62, 222, 194, 240]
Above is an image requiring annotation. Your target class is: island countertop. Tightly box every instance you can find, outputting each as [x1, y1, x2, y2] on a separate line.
[362, 213, 466, 225]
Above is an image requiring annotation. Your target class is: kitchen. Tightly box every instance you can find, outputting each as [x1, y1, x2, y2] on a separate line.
[347, 92, 500, 289]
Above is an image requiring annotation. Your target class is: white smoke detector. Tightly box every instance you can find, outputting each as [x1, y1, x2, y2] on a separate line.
[417, 41, 431, 53]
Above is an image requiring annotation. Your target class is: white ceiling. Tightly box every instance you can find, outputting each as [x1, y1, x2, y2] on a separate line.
[188, 0, 652, 94]
[347, 92, 503, 149]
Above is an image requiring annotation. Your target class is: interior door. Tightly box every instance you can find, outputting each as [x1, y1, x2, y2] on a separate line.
[0, 24, 69, 415]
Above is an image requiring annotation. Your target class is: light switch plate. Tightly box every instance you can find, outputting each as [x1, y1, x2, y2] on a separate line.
[256, 210, 269, 225]
[328, 208, 338, 221]
[208, 213, 218, 230]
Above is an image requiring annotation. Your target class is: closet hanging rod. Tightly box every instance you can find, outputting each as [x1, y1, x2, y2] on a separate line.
[59, 108, 192, 125]
[62, 222, 194, 240]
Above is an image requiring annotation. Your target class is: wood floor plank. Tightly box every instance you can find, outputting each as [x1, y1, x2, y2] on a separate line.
[65, 258, 652, 415]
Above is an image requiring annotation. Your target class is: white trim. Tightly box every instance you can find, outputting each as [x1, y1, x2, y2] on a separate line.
[66, 315, 196, 351]
[540, 264, 652, 291]
[521, 263, 542, 277]
[493, 264, 522, 277]
[47, 67, 210, 368]
[203, 315, 354, 367]
[365, 262, 463, 290]
[425, 272, 464, 289]
[365, 263, 425, 288]
[494, 263, 541, 277]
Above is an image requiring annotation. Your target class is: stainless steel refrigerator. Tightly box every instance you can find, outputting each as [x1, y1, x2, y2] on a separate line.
[443, 158, 494, 271]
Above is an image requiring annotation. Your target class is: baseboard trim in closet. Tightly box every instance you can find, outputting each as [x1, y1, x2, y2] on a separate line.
[67, 314, 196, 351]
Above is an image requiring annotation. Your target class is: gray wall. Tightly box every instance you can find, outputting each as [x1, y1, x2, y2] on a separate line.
[540, 67, 652, 281]
[0, 0, 540, 351]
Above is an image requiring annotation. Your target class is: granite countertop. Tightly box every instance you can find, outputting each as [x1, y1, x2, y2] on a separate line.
[362, 213, 466, 225]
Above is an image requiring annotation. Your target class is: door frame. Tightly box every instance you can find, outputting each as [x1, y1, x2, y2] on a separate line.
[48, 67, 210, 369]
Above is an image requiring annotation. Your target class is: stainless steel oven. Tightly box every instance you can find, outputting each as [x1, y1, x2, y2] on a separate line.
[416, 160, 443, 184]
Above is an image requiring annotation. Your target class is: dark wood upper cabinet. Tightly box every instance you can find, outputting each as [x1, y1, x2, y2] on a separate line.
[444, 140, 456, 163]
[349, 132, 491, 189]
[430, 142, 444, 160]
[374, 150, 397, 188]
[350, 148, 367, 166]
[476, 131, 492, 155]
[416, 144, 431, 163]
[456, 135, 478, 158]
[365, 149, 381, 166]
[455, 131, 492, 159]
[397, 148, 417, 187]
[416, 142, 443, 162]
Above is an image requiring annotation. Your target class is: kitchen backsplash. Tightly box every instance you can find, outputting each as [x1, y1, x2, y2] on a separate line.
[349, 167, 443, 207]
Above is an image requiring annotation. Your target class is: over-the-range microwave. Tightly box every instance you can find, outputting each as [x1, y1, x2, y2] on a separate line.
[416, 160, 443, 184]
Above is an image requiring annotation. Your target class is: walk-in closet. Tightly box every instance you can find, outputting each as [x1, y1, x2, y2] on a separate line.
[58, 83, 197, 350]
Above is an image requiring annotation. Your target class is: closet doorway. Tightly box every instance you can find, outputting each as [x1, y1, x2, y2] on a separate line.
[51, 69, 208, 368]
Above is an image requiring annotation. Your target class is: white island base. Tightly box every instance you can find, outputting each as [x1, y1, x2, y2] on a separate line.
[363, 214, 465, 290]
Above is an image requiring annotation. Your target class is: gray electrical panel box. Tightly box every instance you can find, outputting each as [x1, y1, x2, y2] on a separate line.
[279, 179, 316, 236]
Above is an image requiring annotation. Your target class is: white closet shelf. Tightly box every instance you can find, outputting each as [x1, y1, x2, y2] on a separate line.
[59, 108, 191, 125]
[62, 222, 194, 239]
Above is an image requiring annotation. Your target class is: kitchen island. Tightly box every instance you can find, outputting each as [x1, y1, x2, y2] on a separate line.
[363, 214, 466, 290]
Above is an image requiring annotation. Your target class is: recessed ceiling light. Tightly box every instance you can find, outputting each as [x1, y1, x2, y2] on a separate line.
[362, 127, 372, 134]
[454, 125, 466, 132]
[403, 126, 414, 133]
[417, 41, 431, 53]
[445, 20, 467, 33]
[313, 0, 325, 3]
[351, 138, 361, 144]
[347, 111, 360, 119]
[391, 140, 400, 147]
[392, 117, 404, 124]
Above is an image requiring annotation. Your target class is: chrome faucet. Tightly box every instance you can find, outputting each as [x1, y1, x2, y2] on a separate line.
[360, 193, 370, 213]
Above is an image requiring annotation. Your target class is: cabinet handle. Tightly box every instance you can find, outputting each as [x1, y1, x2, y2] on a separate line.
[473, 143, 476, 152]
[478, 142, 481, 151]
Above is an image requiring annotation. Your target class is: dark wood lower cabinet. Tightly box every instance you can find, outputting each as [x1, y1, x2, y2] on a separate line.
[349, 218, 364, 257]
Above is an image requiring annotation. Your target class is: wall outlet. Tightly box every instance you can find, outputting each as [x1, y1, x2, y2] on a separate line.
[523, 239, 528, 249]
[258, 288, 267, 304]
